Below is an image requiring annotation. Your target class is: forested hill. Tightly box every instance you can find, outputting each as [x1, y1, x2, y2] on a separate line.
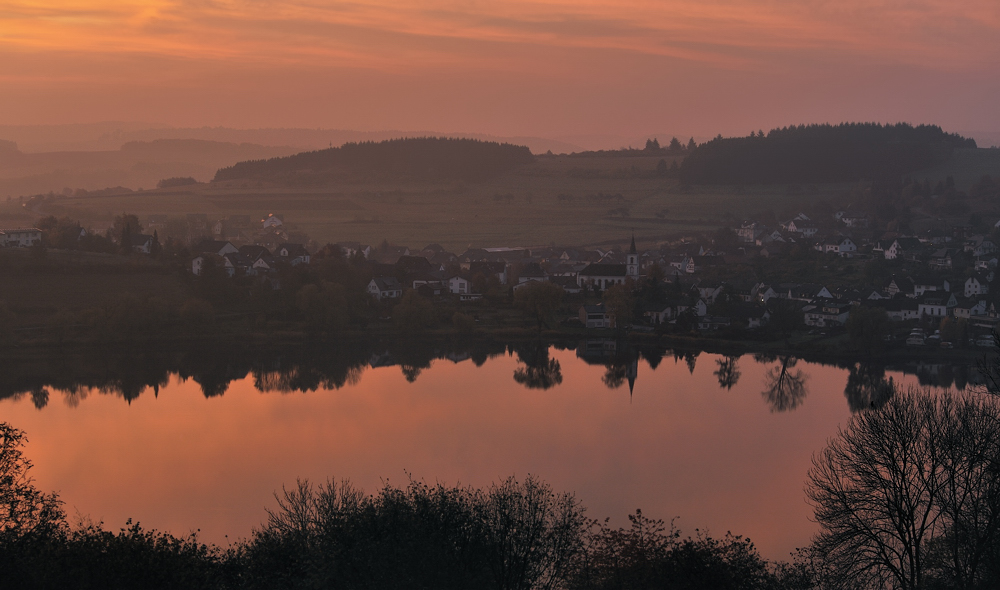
[679, 123, 977, 185]
[214, 137, 534, 184]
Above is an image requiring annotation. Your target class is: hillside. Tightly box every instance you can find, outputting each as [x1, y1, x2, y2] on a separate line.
[679, 123, 977, 185]
[213, 137, 535, 184]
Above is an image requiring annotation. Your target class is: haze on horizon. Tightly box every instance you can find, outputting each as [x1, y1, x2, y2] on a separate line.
[2, 1, 999, 143]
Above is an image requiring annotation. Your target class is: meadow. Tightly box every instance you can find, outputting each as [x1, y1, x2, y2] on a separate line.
[0, 153, 860, 252]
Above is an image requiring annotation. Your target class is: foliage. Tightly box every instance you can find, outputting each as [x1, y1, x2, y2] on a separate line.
[392, 290, 436, 333]
[846, 305, 890, 356]
[238, 474, 588, 590]
[514, 281, 565, 330]
[573, 510, 793, 590]
[215, 137, 534, 183]
[602, 284, 635, 329]
[680, 123, 975, 185]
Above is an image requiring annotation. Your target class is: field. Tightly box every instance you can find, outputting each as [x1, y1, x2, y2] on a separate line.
[3, 150, 998, 252]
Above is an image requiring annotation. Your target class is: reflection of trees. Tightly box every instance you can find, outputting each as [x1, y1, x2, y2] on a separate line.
[714, 356, 741, 390]
[844, 363, 895, 412]
[400, 365, 422, 383]
[761, 356, 808, 412]
[512, 341, 563, 390]
[602, 364, 627, 389]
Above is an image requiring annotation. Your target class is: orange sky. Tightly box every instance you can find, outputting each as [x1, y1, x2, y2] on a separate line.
[2, 1, 998, 140]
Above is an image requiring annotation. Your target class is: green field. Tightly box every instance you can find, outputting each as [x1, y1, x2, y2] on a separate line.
[4, 150, 999, 252]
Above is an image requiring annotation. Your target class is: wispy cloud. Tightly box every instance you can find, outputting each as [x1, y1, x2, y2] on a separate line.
[2, 0, 997, 71]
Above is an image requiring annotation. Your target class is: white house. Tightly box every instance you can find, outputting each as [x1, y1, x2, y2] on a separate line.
[0, 228, 42, 247]
[580, 303, 613, 328]
[448, 275, 471, 295]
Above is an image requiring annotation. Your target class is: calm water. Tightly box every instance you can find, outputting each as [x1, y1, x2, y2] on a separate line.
[0, 342, 966, 560]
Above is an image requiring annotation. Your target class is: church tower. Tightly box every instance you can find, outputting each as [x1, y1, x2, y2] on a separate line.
[626, 234, 639, 278]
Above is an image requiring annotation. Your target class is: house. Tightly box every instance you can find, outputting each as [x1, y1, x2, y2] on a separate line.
[879, 297, 920, 321]
[787, 220, 819, 237]
[966, 236, 998, 257]
[469, 261, 508, 285]
[0, 228, 42, 247]
[965, 273, 991, 297]
[192, 239, 239, 257]
[580, 303, 613, 328]
[917, 295, 948, 318]
[239, 245, 271, 262]
[577, 264, 627, 290]
[395, 255, 433, 274]
[367, 277, 402, 300]
[276, 243, 310, 265]
[886, 277, 915, 298]
[784, 283, 833, 301]
[819, 235, 857, 257]
[129, 234, 153, 255]
[252, 256, 279, 274]
[548, 276, 582, 294]
[222, 252, 255, 277]
[912, 277, 949, 296]
[517, 262, 548, 284]
[929, 248, 958, 271]
[884, 238, 924, 261]
[804, 302, 851, 327]
[953, 298, 988, 319]
[262, 214, 284, 229]
[447, 275, 471, 295]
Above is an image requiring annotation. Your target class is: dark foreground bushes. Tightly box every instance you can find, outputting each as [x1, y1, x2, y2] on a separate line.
[2, 420, 805, 589]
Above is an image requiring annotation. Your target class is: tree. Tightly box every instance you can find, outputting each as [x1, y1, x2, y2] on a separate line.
[513, 341, 563, 390]
[297, 282, 349, 334]
[644, 138, 660, 151]
[807, 389, 1000, 590]
[846, 306, 890, 356]
[686, 137, 697, 151]
[668, 137, 683, 152]
[656, 159, 668, 177]
[514, 281, 565, 330]
[602, 285, 635, 330]
[0, 423, 64, 538]
[392, 290, 435, 333]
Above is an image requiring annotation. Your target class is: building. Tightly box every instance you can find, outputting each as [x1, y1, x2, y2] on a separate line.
[580, 303, 613, 328]
[0, 228, 42, 247]
[367, 277, 402, 300]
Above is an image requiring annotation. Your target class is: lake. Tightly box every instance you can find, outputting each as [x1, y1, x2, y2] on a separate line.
[0, 340, 971, 561]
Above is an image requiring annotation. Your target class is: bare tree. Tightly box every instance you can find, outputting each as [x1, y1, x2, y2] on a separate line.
[807, 389, 1000, 590]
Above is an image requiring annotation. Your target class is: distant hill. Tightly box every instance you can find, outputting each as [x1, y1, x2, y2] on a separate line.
[679, 123, 977, 185]
[0, 139, 298, 197]
[214, 137, 535, 184]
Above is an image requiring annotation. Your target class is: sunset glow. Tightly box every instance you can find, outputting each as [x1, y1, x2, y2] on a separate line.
[2, 1, 998, 137]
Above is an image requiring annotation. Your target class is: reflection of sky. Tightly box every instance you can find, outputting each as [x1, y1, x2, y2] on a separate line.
[0, 351, 942, 560]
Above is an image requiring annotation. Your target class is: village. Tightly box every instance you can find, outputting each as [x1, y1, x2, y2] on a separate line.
[108, 201, 996, 348]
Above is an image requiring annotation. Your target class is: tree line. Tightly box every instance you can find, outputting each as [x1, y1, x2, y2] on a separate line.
[679, 123, 976, 185]
[213, 138, 535, 184]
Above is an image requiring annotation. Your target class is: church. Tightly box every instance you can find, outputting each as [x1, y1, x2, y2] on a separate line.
[576, 236, 640, 290]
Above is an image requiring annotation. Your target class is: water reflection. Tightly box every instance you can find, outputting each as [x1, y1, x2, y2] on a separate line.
[759, 355, 808, 413]
[0, 338, 981, 412]
[512, 341, 563, 390]
[714, 356, 741, 391]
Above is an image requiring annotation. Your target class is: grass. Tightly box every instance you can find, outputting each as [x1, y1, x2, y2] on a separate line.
[0, 154, 851, 252]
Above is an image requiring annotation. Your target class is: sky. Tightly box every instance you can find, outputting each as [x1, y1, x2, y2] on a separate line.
[1, 1, 999, 141]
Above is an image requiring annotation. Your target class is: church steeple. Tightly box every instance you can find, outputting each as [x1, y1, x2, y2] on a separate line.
[626, 234, 638, 278]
